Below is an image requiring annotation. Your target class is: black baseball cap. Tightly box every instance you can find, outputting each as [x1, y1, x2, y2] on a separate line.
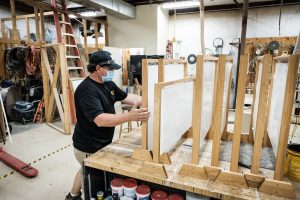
[87, 50, 121, 72]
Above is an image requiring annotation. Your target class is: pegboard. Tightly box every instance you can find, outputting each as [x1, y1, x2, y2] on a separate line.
[245, 36, 297, 86]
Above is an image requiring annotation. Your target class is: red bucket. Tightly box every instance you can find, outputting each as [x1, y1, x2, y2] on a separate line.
[123, 179, 138, 199]
[168, 194, 184, 200]
[151, 190, 168, 200]
[136, 185, 151, 200]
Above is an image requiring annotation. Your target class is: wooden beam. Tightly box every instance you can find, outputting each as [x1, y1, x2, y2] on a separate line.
[15, 0, 107, 24]
[191, 55, 203, 164]
[222, 63, 233, 139]
[94, 23, 99, 48]
[141, 60, 149, 150]
[10, 0, 18, 43]
[83, 19, 88, 51]
[240, 0, 249, 55]
[211, 55, 226, 166]
[230, 55, 248, 172]
[1, 11, 54, 22]
[274, 55, 299, 180]
[251, 55, 272, 174]
[26, 17, 30, 43]
[40, 8, 45, 43]
[59, 44, 71, 134]
[158, 59, 164, 82]
[105, 23, 109, 46]
[41, 52, 50, 118]
[34, 6, 40, 43]
[153, 84, 162, 163]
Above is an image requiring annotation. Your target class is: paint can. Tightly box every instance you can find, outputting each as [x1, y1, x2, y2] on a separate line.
[111, 178, 124, 197]
[285, 143, 300, 181]
[97, 191, 104, 200]
[123, 179, 138, 198]
[168, 194, 184, 200]
[151, 190, 168, 200]
[136, 185, 151, 200]
[120, 196, 134, 200]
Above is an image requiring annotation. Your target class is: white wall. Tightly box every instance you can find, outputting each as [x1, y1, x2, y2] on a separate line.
[107, 5, 158, 54]
[168, 5, 300, 58]
[157, 5, 169, 55]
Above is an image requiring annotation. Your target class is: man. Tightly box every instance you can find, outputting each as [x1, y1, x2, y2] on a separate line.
[66, 50, 150, 200]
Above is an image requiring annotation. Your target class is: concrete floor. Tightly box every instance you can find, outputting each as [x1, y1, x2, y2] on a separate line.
[0, 110, 300, 200]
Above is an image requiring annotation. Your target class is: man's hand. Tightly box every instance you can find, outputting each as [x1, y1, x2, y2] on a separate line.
[128, 106, 150, 121]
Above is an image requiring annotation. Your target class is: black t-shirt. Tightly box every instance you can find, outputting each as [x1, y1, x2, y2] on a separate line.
[72, 77, 128, 153]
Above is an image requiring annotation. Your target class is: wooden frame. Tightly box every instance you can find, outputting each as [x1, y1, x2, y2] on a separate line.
[230, 55, 249, 172]
[41, 44, 71, 134]
[191, 55, 219, 164]
[268, 55, 299, 180]
[211, 55, 234, 167]
[178, 55, 299, 198]
[152, 77, 196, 164]
[132, 59, 188, 161]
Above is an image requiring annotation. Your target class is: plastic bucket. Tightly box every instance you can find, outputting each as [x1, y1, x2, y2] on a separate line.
[151, 190, 168, 200]
[285, 143, 300, 181]
[168, 194, 184, 200]
[111, 178, 124, 197]
[123, 179, 137, 198]
[136, 185, 151, 200]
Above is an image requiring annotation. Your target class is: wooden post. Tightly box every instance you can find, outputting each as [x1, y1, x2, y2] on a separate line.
[158, 59, 164, 82]
[184, 62, 188, 77]
[251, 55, 272, 174]
[240, 0, 249, 55]
[211, 55, 226, 166]
[34, 6, 40, 43]
[141, 60, 149, 149]
[83, 19, 88, 50]
[105, 23, 109, 46]
[26, 17, 30, 43]
[274, 55, 299, 180]
[207, 60, 219, 140]
[94, 23, 99, 49]
[10, 0, 17, 41]
[191, 55, 203, 164]
[40, 8, 45, 43]
[230, 55, 248, 172]
[222, 63, 233, 139]
[41, 51, 50, 116]
[59, 44, 71, 134]
[153, 84, 162, 163]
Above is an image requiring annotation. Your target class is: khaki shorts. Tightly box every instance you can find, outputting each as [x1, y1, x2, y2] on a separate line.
[74, 148, 92, 165]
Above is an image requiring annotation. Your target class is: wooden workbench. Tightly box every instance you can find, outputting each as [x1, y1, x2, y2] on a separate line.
[84, 128, 299, 200]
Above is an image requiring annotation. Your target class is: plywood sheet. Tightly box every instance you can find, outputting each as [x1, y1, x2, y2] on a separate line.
[221, 62, 233, 133]
[267, 62, 288, 156]
[252, 62, 263, 136]
[160, 81, 193, 154]
[200, 61, 216, 143]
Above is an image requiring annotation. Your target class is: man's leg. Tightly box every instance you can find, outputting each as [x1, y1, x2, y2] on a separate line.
[71, 169, 82, 195]
[66, 148, 91, 200]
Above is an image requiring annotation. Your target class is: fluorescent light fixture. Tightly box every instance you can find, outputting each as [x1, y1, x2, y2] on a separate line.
[69, 14, 77, 19]
[80, 11, 97, 17]
[162, 1, 200, 9]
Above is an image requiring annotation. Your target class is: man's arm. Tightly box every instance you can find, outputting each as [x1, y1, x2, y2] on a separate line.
[121, 93, 142, 106]
[93, 107, 150, 127]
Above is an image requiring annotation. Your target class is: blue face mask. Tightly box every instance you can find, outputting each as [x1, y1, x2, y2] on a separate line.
[102, 70, 114, 82]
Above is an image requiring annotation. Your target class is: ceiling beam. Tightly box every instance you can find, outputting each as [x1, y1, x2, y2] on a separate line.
[169, 0, 300, 15]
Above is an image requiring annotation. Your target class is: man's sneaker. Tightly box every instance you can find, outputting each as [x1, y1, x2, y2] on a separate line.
[65, 192, 83, 200]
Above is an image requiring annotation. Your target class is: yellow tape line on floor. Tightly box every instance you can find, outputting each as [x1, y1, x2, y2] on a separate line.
[0, 144, 71, 181]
